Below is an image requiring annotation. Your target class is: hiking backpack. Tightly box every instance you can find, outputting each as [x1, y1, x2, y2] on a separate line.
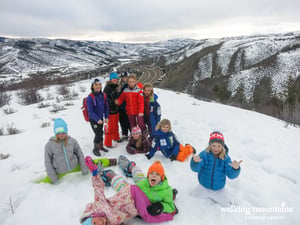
[81, 93, 107, 122]
[81, 93, 95, 122]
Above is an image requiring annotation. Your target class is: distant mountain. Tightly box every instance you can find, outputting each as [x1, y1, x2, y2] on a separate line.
[0, 37, 194, 82]
[149, 32, 300, 123]
[1, 33, 300, 124]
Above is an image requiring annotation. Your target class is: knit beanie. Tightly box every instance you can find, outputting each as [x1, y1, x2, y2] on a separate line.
[147, 160, 165, 181]
[209, 131, 225, 146]
[132, 126, 141, 135]
[53, 118, 68, 135]
[82, 217, 92, 225]
[109, 72, 119, 81]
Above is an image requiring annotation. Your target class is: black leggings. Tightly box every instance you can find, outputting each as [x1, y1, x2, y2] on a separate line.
[90, 121, 104, 144]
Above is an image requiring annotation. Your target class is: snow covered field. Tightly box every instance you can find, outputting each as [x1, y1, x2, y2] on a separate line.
[0, 79, 299, 225]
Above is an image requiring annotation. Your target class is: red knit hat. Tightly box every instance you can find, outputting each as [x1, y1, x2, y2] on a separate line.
[147, 160, 165, 181]
[209, 131, 225, 146]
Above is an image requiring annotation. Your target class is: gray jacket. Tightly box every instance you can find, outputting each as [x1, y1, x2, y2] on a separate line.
[44, 135, 88, 183]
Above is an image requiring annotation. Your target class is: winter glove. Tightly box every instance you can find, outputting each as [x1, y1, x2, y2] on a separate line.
[169, 154, 177, 161]
[145, 154, 152, 160]
[147, 202, 163, 216]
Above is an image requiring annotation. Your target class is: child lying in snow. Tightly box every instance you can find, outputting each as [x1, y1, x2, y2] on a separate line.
[80, 156, 178, 225]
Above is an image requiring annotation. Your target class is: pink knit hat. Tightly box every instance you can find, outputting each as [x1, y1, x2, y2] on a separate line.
[132, 126, 141, 135]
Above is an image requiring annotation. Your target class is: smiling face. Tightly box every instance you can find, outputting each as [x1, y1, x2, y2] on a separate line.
[148, 171, 162, 187]
[56, 133, 67, 140]
[161, 124, 170, 133]
[210, 142, 223, 156]
[128, 78, 137, 88]
[92, 216, 107, 225]
[143, 87, 152, 97]
[132, 133, 140, 140]
[110, 78, 119, 84]
[93, 81, 102, 92]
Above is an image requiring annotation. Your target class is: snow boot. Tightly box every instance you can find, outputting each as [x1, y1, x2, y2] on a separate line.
[85, 156, 98, 172]
[108, 158, 117, 166]
[92, 143, 101, 156]
[99, 143, 109, 153]
[102, 169, 117, 186]
[85, 156, 104, 176]
[118, 155, 136, 177]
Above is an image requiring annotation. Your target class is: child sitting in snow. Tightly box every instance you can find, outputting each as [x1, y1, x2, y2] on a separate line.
[41, 118, 116, 184]
[145, 119, 195, 161]
[81, 156, 177, 225]
[126, 126, 151, 154]
[190, 131, 242, 206]
[43, 118, 88, 183]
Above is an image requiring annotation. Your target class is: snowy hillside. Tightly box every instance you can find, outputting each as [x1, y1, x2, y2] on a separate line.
[0, 37, 194, 82]
[160, 32, 300, 102]
[0, 79, 299, 225]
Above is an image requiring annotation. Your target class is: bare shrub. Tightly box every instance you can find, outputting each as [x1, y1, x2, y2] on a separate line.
[41, 122, 51, 128]
[6, 123, 20, 135]
[56, 85, 70, 96]
[79, 85, 86, 92]
[0, 127, 3, 136]
[0, 92, 11, 107]
[49, 104, 66, 113]
[64, 102, 74, 106]
[3, 107, 17, 114]
[46, 93, 54, 100]
[37, 102, 51, 108]
[63, 89, 79, 101]
[18, 89, 43, 105]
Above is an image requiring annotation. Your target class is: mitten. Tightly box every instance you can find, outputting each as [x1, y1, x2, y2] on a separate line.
[145, 154, 152, 160]
[169, 154, 177, 161]
[147, 202, 163, 216]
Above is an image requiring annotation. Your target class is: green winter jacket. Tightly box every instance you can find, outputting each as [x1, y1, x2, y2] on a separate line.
[136, 177, 175, 213]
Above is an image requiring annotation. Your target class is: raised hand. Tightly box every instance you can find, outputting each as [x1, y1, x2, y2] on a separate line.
[229, 160, 243, 169]
[193, 155, 202, 163]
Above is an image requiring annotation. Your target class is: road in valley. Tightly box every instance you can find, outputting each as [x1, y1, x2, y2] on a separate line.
[137, 66, 163, 84]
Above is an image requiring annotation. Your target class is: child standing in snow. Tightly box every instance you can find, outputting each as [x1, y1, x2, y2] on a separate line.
[190, 131, 242, 206]
[115, 74, 146, 134]
[103, 72, 123, 148]
[87, 78, 109, 156]
[143, 83, 161, 136]
[145, 119, 195, 162]
[43, 118, 88, 184]
[118, 71, 131, 140]
[126, 126, 151, 154]
[81, 156, 177, 225]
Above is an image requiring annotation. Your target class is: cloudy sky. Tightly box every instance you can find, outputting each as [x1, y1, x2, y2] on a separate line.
[0, 0, 299, 43]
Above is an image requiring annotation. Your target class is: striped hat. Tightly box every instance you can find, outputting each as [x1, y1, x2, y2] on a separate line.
[209, 131, 225, 146]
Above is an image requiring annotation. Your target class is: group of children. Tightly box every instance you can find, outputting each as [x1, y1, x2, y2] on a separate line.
[43, 71, 242, 225]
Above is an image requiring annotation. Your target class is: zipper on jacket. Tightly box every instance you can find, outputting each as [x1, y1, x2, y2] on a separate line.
[210, 157, 217, 189]
[62, 142, 71, 171]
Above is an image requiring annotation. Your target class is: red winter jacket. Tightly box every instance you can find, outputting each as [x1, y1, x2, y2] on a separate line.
[117, 86, 144, 115]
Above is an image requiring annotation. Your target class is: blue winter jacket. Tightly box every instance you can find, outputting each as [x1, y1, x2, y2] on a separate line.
[87, 91, 109, 123]
[149, 94, 161, 132]
[190, 149, 240, 190]
[148, 129, 180, 159]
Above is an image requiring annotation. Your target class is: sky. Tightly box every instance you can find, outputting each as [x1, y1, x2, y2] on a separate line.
[0, 0, 300, 43]
[0, 79, 299, 225]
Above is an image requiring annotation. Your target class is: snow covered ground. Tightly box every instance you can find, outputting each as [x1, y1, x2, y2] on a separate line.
[0, 79, 299, 225]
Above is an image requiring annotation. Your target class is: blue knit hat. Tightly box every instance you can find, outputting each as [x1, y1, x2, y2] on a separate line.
[82, 217, 92, 225]
[53, 118, 68, 135]
[109, 72, 119, 80]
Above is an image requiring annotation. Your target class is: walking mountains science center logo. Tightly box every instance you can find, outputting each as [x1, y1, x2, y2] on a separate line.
[220, 202, 293, 221]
